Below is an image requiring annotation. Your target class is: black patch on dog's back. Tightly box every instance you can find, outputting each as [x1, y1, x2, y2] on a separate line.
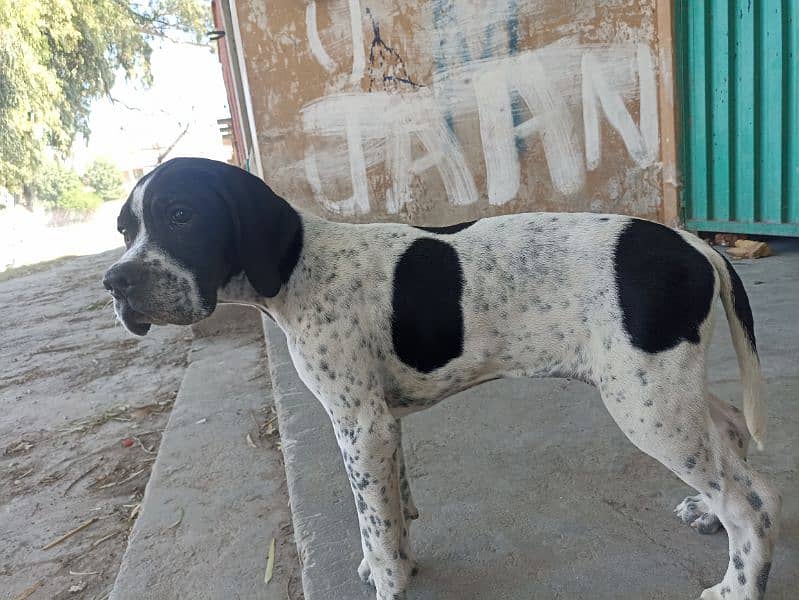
[392, 238, 464, 373]
[413, 220, 477, 235]
[720, 252, 757, 352]
[614, 219, 715, 353]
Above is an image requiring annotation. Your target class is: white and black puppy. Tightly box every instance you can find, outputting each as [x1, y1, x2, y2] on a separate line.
[104, 157, 780, 600]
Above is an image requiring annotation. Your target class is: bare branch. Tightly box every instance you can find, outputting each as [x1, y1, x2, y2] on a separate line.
[107, 95, 144, 111]
[156, 123, 191, 164]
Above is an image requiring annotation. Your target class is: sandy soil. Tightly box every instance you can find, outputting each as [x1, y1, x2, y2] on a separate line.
[0, 249, 191, 600]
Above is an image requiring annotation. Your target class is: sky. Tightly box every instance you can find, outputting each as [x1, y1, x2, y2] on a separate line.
[71, 38, 232, 175]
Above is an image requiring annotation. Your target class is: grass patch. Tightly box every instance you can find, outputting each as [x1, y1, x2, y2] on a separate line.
[0, 256, 78, 283]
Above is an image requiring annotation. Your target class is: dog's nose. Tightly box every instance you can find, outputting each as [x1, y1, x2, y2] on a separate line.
[103, 263, 141, 298]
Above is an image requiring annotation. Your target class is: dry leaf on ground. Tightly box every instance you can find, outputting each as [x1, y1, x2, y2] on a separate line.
[726, 239, 773, 259]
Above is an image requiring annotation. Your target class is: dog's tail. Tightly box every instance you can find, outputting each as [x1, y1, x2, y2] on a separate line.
[694, 239, 765, 450]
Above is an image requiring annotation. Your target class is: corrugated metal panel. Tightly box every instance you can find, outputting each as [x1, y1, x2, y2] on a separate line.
[676, 0, 799, 236]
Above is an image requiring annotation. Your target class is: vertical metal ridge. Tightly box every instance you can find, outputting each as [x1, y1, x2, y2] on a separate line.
[728, 0, 737, 221]
[784, 0, 798, 224]
[759, 1, 784, 223]
[687, 0, 709, 221]
[782, 0, 789, 224]
[711, 0, 731, 222]
[753, 0, 762, 222]
[704, 0, 713, 221]
[734, 0, 756, 224]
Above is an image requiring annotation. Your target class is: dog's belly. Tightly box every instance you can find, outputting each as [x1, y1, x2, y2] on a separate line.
[382, 302, 605, 416]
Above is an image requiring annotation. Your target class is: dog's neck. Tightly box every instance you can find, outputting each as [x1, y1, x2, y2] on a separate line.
[216, 211, 331, 331]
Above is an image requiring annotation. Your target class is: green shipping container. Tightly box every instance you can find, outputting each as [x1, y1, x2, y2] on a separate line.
[676, 0, 799, 236]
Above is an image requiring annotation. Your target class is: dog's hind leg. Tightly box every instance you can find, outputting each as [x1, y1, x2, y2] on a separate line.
[707, 391, 752, 458]
[675, 391, 752, 534]
[599, 354, 780, 600]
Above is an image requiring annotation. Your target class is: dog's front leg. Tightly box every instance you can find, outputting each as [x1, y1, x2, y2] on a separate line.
[397, 419, 419, 522]
[335, 410, 414, 599]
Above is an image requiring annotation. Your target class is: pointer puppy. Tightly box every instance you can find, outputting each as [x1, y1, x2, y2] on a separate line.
[104, 158, 780, 600]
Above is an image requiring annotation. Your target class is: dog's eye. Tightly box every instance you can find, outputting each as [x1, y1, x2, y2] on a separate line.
[170, 208, 192, 225]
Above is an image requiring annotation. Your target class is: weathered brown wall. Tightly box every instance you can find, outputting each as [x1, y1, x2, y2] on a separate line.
[234, 0, 665, 225]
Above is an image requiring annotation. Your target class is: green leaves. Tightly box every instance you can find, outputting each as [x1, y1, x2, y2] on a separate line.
[83, 158, 124, 201]
[59, 185, 103, 214]
[0, 0, 211, 193]
[34, 162, 82, 206]
[34, 160, 102, 214]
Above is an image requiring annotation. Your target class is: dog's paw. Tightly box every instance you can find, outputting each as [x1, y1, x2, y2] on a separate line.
[674, 495, 723, 534]
[358, 557, 375, 587]
[404, 507, 419, 521]
[698, 583, 728, 600]
[359, 556, 418, 586]
[691, 511, 723, 534]
[674, 494, 704, 524]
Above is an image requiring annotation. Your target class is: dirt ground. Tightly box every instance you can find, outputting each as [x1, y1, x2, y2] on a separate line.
[0, 249, 191, 600]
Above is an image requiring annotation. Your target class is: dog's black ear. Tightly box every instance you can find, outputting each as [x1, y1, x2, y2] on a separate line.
[220, 167, 302, 298]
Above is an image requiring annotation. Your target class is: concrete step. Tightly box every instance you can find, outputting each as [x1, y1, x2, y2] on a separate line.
[109, 306, 298, 600]
[263, 317, 372, 600]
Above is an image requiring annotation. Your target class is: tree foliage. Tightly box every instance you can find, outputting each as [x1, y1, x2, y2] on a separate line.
[34, 160, 102, 214]
[0, 0, 211, 193]
[58, 185, 103, 214]
[83, 158, 124, 200]
[34, 161, 83, 206]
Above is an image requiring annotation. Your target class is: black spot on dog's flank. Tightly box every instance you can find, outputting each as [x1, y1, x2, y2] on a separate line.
[614, 219, 714, 353]
[413, 220, 477, 235]
[392, 238, 464, 373]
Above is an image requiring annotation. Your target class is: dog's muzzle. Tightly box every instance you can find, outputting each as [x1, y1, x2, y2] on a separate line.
[103, 262, 153, 336]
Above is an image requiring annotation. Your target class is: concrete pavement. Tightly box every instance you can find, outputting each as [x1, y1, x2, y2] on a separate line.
[110, 306, 301, 600]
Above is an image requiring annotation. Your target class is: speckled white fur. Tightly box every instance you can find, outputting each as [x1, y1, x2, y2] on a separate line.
[211, 212, 779, 600]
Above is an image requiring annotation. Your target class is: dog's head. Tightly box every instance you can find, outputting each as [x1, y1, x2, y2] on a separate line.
[103, 157, 302, 335]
